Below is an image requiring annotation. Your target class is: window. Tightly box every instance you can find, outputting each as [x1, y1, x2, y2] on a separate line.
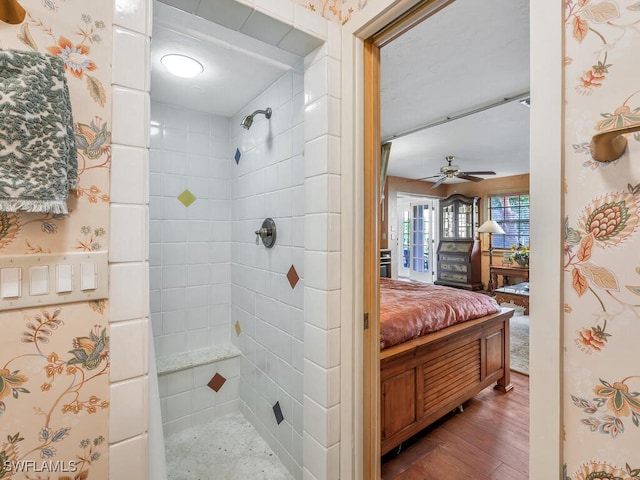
[397, 196, 439, 282]
[402, 210, 410, 268]
[401, 205, 431, 271]
[411, 204, 431, 272]
[489, 193, 529, 249]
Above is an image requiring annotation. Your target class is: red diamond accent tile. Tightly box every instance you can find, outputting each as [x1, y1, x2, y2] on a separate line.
[286, 265, 299, 289]
[207, 373, 226, 392]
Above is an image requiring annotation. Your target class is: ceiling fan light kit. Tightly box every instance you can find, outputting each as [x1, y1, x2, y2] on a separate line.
[417, 156, 496, 188]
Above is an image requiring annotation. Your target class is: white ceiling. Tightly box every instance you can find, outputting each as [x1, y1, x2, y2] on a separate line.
[151, 0, 321, 118]
[381, 0, 530, 182]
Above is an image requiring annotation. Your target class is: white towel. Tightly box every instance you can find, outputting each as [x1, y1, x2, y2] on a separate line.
[0, 49, 77, 214]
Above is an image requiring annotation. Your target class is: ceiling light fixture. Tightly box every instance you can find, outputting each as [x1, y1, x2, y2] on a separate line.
[160, 54, 203, 78]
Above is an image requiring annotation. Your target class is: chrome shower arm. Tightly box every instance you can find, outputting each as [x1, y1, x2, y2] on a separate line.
[251, 108, 272, 119]
[240, 107, 272, 130]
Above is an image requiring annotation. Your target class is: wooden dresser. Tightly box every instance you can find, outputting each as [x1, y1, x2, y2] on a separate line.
[434, 194, 482, 290]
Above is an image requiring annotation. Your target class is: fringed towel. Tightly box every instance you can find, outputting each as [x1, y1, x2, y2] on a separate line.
[0, 49, 77, 214]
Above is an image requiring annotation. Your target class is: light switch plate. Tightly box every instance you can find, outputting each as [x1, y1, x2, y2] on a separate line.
[80, 262, 97, 290]
[1, 267, 21, 298]
[0, 252, 108, 311]
[29, 265, 49, 296]
[56, 264, 73, 293]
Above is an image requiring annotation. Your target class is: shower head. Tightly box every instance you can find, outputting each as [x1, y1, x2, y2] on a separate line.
[241, 107, 272, 130]
[240, 115, 254, 130]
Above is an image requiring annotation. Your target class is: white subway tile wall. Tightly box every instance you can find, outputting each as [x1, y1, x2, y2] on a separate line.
[112, 27, 149, 90]
[110, 319, 148, 382]
[157, 358, 241, 437]
[112, 86, 150, 147]
[109, 434, 148, 480]
[110, 204, 147, 262]
[301, 31, 342, 480]
[110, 0, 340, 479]
[150, 102, 232, 358]
[149, 101, 242, 434]
[230, 65, 306, 479]
[109, 1, 152, 477]
[111, 145, 148, 204]
[110, 376, 149, 443]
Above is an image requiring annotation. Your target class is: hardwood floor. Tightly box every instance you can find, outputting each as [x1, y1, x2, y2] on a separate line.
[381, 372, 529, 480]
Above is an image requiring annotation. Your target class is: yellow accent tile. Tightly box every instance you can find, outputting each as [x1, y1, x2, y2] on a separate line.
[177, 189, 196, 207]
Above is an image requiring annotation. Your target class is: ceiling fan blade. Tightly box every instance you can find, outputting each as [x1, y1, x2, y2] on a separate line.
[431, 176, 447, 189]
[459, 170, 496, 176]
[411, 174, 442, 182]
[456, 174, 485, 182]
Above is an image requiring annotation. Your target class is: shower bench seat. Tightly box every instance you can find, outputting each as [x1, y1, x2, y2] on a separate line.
[157, 343, 241, 376]
[156, 343, 242, 436]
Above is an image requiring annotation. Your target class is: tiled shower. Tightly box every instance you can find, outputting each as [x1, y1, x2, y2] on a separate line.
[230, 65, 307, 471]
[148, 3, 314, 477]
[150, 102, 240, 432]
[150, 106, 233, 360]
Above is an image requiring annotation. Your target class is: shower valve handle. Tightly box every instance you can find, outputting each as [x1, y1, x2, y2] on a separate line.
[255, 227, 270, 244]
[254, 218, 277, 248]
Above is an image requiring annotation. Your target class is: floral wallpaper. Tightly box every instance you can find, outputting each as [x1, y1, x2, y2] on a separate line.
[0, 0, 111, 479]
[0, 1, 111, 255]
[0, 304, 109, 480]
[563, 0, 640, 477]
[293, 0, 368, 24]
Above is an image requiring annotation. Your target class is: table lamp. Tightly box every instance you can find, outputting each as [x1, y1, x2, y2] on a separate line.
[477, 219, 505, 290]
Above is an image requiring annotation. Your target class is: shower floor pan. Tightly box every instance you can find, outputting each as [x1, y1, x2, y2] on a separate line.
[164, 412, 293, 480]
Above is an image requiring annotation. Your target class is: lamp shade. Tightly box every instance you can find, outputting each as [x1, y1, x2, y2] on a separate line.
[477, 219, 505, 234]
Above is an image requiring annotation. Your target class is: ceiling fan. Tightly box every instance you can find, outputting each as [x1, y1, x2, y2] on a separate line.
[417, 156, 496, 189]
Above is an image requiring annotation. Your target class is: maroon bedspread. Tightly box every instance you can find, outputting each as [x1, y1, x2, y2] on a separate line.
[380, 278, 499, 349]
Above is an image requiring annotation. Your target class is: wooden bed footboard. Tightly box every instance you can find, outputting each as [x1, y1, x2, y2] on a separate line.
[380, 308, 514, 455]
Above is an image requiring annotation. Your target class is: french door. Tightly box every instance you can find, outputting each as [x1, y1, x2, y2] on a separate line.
[398, 197, 439, 282]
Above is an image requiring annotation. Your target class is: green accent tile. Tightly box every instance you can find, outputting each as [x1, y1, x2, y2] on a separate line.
[177, 189, 196, 207]
[235, 320, 241, 336]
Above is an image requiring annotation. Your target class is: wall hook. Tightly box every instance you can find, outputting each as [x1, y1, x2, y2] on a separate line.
[0, 0, 26, 24]
[591, 123, 640, 163]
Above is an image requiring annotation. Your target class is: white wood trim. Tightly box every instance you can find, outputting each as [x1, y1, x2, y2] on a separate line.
[340, 30, 363, 480]
[529, 0, 564, 476]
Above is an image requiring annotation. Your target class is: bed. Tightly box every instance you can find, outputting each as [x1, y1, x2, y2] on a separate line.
[379, 278, 514, 455]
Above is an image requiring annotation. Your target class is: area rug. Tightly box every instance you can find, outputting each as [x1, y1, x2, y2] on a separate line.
[509, 314, 529, 375]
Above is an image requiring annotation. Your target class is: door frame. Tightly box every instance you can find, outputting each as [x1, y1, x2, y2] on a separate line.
[341, 0, 563, 478]
[397, 195, 439, 282]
